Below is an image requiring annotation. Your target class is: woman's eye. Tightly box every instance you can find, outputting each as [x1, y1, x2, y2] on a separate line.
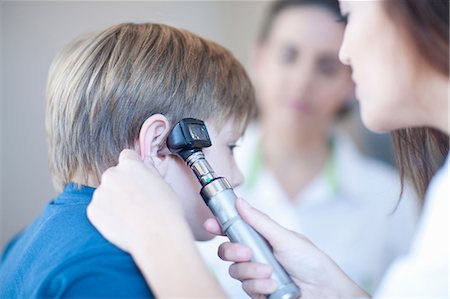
[317, 58, 341, 77]
[279, 46, 298, 64]
[318, 63, 339, 77]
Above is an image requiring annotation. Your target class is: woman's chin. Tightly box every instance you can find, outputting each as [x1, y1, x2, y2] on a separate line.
[362, 113, 393, 133]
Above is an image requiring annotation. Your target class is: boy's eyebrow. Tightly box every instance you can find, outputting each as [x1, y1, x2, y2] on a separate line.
[232, 129, 246, 142]
[217, 126, 239, 142]
[233, 120, 248, 139]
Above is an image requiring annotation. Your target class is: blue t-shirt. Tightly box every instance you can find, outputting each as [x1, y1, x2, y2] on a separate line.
[0, 183, 154, 298]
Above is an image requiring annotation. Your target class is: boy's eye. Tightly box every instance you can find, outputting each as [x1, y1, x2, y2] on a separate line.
[228, 144, 238, 155]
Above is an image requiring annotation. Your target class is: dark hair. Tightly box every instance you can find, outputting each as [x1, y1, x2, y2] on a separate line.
[258, 0, 342, 43]
[383, 0, 449, 201]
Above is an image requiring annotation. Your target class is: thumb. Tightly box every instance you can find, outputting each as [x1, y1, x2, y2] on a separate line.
[236, 198, 292, 247]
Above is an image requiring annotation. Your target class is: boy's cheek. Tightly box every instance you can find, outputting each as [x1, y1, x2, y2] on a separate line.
[203, 145, 229, 176]
[164, 158, 198, 187]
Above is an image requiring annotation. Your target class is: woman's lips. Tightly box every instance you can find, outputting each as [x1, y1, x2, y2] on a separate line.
[286, 99, 312, 113]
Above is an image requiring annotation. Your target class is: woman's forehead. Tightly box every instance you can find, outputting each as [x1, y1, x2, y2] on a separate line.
[267, 6, 345, 50]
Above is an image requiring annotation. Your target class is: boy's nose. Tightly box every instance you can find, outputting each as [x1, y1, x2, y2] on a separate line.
[230, 167, 244, 188]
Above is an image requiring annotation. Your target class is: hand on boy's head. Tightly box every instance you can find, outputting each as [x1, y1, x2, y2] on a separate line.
[117, 149, 159, 175]
[118, 149, 143, 164]
[87, 149, 184, 253]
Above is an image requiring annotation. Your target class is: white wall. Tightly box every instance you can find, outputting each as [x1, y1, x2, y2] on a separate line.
[0, 1, 4, 246]
[0, 1, 269, 248]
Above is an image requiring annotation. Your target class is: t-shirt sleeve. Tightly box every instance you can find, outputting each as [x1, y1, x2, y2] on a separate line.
[45, 250, 154, 298]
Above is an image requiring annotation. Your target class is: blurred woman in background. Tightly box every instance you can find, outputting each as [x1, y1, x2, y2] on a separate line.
[197, 0, 418, 296]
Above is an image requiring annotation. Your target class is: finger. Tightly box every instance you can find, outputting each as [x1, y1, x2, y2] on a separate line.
[118, 148, 160, 175]
[203, 218, 223, 236]
[236, 198, 292, 245]
[143, 156, 158, 171]
[242, 279, 278, 296]
[118, 149, 141, 164]
[247, 293, 265, 299]
[99, 166, 117, 185]
[218, 242, 252, 262]
[229, 262, 272, 280]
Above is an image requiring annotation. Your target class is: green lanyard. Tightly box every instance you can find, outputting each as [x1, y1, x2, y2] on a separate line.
[246, 139, 338, 194]
[246, 141, 264, 190]
[325, 138, 339, 194]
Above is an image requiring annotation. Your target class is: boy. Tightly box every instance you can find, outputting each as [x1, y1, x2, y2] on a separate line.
[0, 23, 255, 298]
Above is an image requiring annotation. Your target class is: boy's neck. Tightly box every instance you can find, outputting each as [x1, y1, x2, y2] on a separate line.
[70, 172, 99, 188]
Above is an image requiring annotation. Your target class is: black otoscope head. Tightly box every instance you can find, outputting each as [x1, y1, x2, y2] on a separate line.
[166, 118, 212, 160]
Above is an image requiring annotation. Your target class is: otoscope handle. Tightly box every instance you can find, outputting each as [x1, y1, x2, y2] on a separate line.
[201, 178, 301, 299]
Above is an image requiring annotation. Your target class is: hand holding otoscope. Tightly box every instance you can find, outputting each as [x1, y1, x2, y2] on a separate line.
[167, 118, 301, 299]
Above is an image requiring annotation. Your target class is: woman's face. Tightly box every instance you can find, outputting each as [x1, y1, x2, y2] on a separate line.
[253, 6, 354, 133]
[338, 1, 429, 132]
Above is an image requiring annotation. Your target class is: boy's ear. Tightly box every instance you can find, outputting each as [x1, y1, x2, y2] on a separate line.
[138, 114, 171, 173]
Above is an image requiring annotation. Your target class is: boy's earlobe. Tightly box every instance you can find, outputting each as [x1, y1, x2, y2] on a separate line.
[138, 114, 171, 166]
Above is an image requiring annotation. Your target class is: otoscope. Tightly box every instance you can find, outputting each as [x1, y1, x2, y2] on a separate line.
[167, 118, 301, 299]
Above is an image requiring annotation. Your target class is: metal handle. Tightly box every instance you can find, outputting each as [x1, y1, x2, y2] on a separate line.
[201, 178, 301, 299]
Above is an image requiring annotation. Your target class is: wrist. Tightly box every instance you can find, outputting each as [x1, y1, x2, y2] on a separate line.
[327, 258, 370, 299]
[130, 215, 193, 259]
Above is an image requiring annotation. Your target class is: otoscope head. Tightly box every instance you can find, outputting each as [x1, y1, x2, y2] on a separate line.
[167, 118, 212, 160]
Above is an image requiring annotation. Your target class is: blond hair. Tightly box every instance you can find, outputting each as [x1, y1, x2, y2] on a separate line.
[46, 23, 255, 191]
